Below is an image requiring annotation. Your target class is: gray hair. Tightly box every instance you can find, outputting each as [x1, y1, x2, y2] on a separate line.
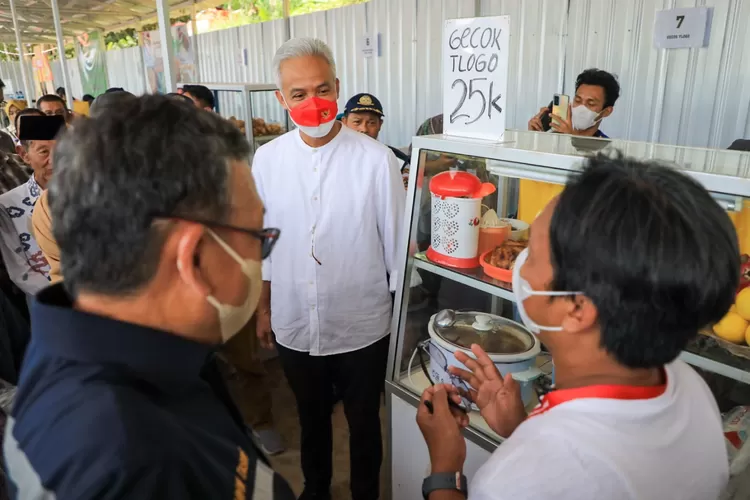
[50, 94, 250, 296]
[273, 37, 337, 89]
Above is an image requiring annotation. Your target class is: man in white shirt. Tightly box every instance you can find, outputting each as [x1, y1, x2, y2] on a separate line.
[416, 154, 734, 500]
[252, 38, 405, 500]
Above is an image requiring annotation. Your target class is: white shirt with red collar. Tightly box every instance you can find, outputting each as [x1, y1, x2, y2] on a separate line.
[469, 360, 728, 500]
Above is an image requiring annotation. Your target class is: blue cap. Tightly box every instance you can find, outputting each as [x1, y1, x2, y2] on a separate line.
[344, 93, 384, 117]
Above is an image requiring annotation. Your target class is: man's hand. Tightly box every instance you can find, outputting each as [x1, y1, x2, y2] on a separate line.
[256, 310, 274, 349]
[450, 344, 527, 438]
[417, 384, 469, 474]
[549, 104, 575, 135]
[528, 106, 549, 132]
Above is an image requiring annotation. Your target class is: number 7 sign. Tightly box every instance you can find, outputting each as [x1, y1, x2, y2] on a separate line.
[654, 7, 711, 49]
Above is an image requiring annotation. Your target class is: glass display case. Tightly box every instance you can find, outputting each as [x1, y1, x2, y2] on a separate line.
[385, 130, 750, 499]
[176, 82, 290, 154]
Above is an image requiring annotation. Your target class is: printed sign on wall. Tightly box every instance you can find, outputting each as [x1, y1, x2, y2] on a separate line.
[654, 7, 710, 49]
[443, 16, 510, 141]
[140, 25, 196, 94]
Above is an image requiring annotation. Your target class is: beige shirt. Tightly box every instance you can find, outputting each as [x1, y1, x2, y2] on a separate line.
[31, 189, 62, 284]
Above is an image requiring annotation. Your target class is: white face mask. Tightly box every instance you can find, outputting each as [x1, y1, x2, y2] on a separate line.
[571, 104, 603, 131]
[512, 248, 581, 335]
[204, 229, 262, 342]
[294, 117, 337, 139]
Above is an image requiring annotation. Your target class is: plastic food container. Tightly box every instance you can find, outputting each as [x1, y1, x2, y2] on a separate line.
[500, 218, 530, 241]
[477, 224, 511, 257]
[426, 171, 496, 269]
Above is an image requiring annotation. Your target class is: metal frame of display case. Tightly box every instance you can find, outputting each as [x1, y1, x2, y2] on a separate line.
[176, 82, 291, 153]
[386, 131, 750, 464]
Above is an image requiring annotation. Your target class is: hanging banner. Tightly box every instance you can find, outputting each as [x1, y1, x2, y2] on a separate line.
[140, 31, 164, 94]
[32, 45, 54, 95]
[174, 25, 196, 84]
[140, 25, 196, 94]
[443, 16, 510, 141]
[76, 32, 108, 96]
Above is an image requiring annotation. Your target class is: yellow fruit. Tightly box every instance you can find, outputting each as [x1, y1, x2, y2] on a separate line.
[745, 325, 750, 346]
[736, 288, 750, 320]
[714, 312, 748, 344]
[731, 305, 738, 313]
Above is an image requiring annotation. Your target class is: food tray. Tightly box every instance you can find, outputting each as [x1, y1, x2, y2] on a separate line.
[699, 329, 750, 361]
[479, 249, 512, 282]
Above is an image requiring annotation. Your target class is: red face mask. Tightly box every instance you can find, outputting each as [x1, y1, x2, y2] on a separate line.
[286, 96, 339, 138]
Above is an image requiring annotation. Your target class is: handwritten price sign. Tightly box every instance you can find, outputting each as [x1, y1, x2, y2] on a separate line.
[443, 16, 509, 141]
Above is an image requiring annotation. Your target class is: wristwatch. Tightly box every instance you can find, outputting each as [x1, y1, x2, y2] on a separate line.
[422, 471, 468, 499]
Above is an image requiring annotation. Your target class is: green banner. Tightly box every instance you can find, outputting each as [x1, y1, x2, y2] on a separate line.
[76, 31, 108, 96]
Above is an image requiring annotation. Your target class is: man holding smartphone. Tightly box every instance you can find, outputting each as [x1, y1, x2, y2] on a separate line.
[528, 68, 620, 138]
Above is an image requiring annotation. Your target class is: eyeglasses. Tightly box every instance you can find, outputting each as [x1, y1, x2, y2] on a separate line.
[153, 215, 280, 260]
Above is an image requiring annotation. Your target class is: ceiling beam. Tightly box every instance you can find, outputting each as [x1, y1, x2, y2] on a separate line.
[0, 0, 223, 40]
[102, 0, 201, 33]
[0, 5, 143, 17]
[0, 34, 57, 44]
[0, 15, 100, 33]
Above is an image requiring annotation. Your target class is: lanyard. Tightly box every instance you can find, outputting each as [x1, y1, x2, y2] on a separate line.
[528, 378, 667, 419]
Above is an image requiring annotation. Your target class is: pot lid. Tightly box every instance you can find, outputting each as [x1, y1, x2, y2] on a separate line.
[430, 170, 481, 198]
[431, 311, 535, 356]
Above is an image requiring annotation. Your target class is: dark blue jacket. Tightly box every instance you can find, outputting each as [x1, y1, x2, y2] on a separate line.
[3, 284, 295, 499]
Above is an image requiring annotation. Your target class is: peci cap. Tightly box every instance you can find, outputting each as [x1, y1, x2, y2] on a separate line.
[344, 93, 384, 117]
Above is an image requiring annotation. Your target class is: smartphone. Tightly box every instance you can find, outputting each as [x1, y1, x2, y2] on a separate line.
[552, 94, 570, 121]
[540, 101, 553, 131]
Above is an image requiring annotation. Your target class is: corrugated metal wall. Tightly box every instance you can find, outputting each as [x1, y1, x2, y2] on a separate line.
[2, 0, 750, 149]
[50, 57, 84, 99]
[565, 0, 750, 148]
[106, 46, 147, 95]
[0, 59, 34, 100]
[195, 19, 287, 124]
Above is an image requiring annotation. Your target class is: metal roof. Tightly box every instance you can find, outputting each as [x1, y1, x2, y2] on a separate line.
[0, 0, 222, 43]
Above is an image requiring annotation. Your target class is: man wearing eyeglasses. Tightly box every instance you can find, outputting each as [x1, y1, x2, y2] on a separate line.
[4, 95, 296, 500]
[36, 94, 70, 123]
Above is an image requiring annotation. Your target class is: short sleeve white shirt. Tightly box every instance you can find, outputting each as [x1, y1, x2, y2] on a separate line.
[470, 361, 728, 500]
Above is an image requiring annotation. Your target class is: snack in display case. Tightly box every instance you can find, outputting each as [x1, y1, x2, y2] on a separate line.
[251, 117, 285, 137]
[480, 240, 528, 282]
[228, 116, 246, 134]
